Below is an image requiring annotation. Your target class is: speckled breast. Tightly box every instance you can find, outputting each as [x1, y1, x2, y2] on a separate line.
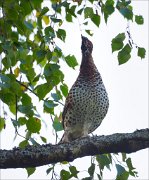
[64, 76, 109, 134]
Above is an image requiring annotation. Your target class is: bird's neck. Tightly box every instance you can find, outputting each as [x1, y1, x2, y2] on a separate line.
[80, 53, 97, 77]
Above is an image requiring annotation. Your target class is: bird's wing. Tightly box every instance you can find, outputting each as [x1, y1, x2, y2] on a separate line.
[62, 91, 73, 129]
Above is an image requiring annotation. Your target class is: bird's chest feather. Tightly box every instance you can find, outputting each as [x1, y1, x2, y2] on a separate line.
[64, 81, 108, 128]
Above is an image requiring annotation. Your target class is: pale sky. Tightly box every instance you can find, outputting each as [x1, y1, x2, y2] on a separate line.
[0, 1, 148, 179]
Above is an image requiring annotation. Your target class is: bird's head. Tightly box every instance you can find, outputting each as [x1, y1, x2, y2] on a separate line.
[81, 36, 93, 55]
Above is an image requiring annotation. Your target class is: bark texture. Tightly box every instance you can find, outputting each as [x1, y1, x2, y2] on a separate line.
[0, 128, 149, 169]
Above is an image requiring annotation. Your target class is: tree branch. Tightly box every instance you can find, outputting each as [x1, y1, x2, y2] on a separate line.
[0, 128, 149, 169]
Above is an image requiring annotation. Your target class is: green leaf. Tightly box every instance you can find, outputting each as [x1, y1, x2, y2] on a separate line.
[20, 0, 32, 15]
[0, 74, 11, 88]
[26, 167, 36, 177]
[88, 163, 95, 177]
[84, 7, 94, 19]
[14, 67, 20, 77]
[126, 158, 135, 171]
[66, 13, 72, 22]
[91, 14, 100, 27]
[118, 44, 131, 65]
[2, 57, 11, 69]
[0, 117, 5, 132]
[19, 140, 29, 148]
[2, 41, 11, 51]
[53, 116, 63, 132]
[112, 41, 124, 53]
[57, 29, 66, 42]
[85, 30, 93, 36]
[44, 100, 58, 108]
[27, 68, 36, 82]
[44, 63, 60, 76]
[7, 74, 16, 81]
[26, 117, 41, 133]
[31, 0, 42, 9]
[116, 171, 129, 180]
[35, 50, 47, 63]
[10, 81, 22, 96]
[16, 21, 26, 35]
[60, 169, 71, 180]
[61, 161, 68, 165]
[11, 31, 18, 42]
[36, 83, 52, 100]
[8, 49, 16, 66]
[20, 56, 33, 73]
[129, 170, 138, 177]
[114, 33, 126, 42]
[18, 117, 27, 126]
[77, 8, 84, 15]
[122, 153, 127, 162]
[46, 51, 52, 61]
[40, 7, 49, 16]
[42, 16, 50, 25]
[51, 93, 60, 101]
[89, 0, 94, 3]
[137, 47, 146, 59]
[68, 5, 77, 17]
[102, 0, 115, 23]
[96, 154, 111, 171]
[10, 104, 16, 115]
[65, 55, 78, 69]
[18, 105, 34, 116]
[135, 15, 144, 25]
[0, 74, 10, 82]
[116, 0, 131, 9]
[69, 166, 79, 178]
[21, 93, 31, 106]
[119, 8, 133, 20]
[60, 84, 68, 97]
[44, 100, 55, 114]
[105, 5, 115, 16]
[111, 33, 125, 52]
[40, 136, 47, 143]
[33, 74, 40, 83]
[116, 164, 125, 176]
[6, 8, 18, 20]
[46, 167, 53, 175]
[24, 21, 34, 31]
[104, 0, 115, 13]
[44, 26, 55, 38]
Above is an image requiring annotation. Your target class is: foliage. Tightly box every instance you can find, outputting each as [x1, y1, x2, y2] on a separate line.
[0, 0, 146, 179]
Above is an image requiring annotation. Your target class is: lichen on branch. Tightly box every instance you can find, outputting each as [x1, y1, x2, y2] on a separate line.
[0, 128, 149, 169]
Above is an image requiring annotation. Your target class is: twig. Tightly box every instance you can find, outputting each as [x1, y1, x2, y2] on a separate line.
[13, 95, 28, 140]
[50, 115, 59, 144]
[126, 21, 138, 48]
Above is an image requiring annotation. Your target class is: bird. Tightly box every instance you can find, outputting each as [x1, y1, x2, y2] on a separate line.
[59, 35, 109, 143]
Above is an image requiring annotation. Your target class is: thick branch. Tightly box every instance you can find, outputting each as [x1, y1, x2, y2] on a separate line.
[0, 128, 149, 169]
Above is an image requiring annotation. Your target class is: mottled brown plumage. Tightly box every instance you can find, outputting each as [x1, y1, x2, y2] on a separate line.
[60, 36, 109, 143]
